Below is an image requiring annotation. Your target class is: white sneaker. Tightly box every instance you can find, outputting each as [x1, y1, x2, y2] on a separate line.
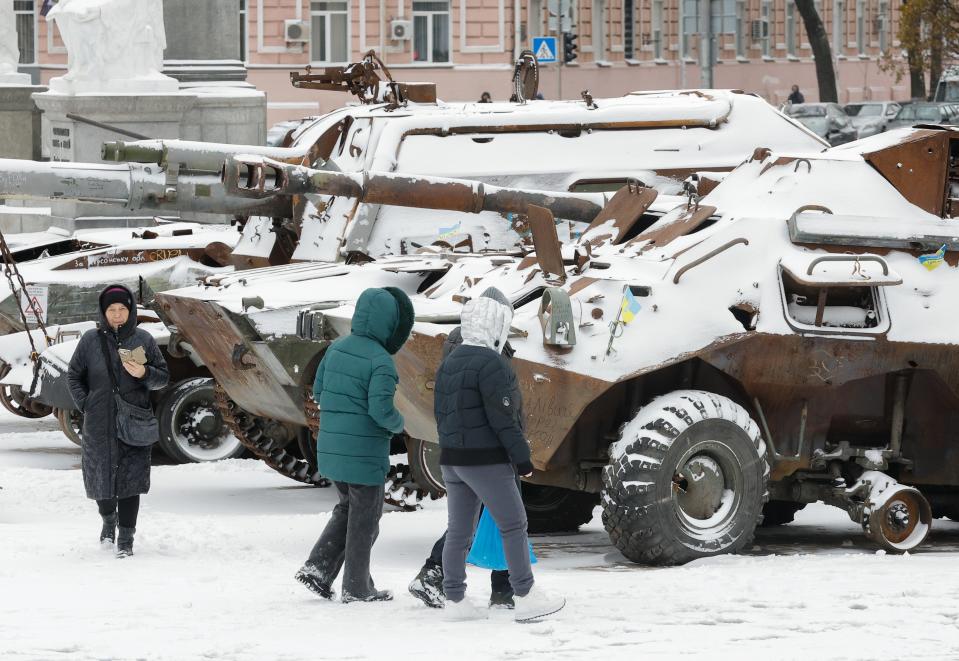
[442, 598, 489, 622]
[513, 586, 566, 623]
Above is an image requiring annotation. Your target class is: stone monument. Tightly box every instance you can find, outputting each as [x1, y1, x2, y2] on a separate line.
[0, 0, 31, 85]
[46, 0, 179, 94]
[26, 0, 266, 230]
[0, 0, 45, 160]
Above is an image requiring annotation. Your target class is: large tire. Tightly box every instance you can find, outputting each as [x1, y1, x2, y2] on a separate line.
[522, 483, 599, 533]
[157, 378, 246, 464]
[602, 390, 769, 566]
[760, 500, 806, 527]
[408, 436, 446, 499]
[0, 384, 53, 419]
[55, 407, 83, 446]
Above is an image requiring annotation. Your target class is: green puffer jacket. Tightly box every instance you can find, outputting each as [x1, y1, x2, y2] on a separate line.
[313, 287, 414, 486]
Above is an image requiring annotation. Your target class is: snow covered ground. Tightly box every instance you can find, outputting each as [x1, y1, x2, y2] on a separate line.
[2, 409, 959, 661]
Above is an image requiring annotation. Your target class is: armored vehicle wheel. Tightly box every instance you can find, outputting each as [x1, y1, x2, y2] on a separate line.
[157, 379, 246, 464]
[408, 437, 445, 499]
[213, 384, 329, 486]
[0, 385, 53, 419]
[760, 500, 806, 527]
[863, 486, 931, 553]
[296, 425, 318, 472]
[55, 407, 83, 446]
[522, 483, 599, 533]
[602, 390, 769, 566]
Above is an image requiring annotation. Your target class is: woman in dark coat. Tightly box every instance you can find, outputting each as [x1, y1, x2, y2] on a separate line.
[67, 284, 169, 557]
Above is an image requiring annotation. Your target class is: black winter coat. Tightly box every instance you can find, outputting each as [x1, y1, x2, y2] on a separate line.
[67, 284, 169, 500]
[433, 342, 532, 475]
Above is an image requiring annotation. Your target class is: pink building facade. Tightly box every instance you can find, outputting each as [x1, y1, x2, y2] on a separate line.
[15, 0, 910, 126]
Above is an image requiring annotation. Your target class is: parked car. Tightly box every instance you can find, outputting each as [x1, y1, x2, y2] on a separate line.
[784, 103, 859, 145]
[843, 101, 901, 137]
[887, 102, 956, 129]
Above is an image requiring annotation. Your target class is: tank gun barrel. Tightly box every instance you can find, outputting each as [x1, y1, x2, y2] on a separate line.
[102, 139, 321, 173]
[223, 156, 607, 224]
[0, 158, 289, 217]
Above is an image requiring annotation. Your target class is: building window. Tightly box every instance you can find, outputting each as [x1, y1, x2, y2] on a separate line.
[856, 0, 865, 53]
[681, 0, 696, 59]
[239, 0, 247, 62]
[529, 0, 542, 42]
[651, 0, 664, 59]
[759, 0, 771, 58]
[735, 0, 746, 58]
[624, 0, 634, 58]
[592, 0, 606, 60]
[833, 0, 844, 57]
[14, 0, 36, 65]
[413, 1, 450, 63]
[785, 0, 796, 56]
[878, 0, 888, 51]
[310, 1, 349, 63]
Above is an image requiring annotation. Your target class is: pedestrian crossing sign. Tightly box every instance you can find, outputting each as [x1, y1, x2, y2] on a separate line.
[532, 36, 558, 63]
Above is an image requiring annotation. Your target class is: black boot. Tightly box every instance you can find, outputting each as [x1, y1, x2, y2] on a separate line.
[116, 526, 135, 558]
[100, 512, 118, 545]
[489, 569, 514, 608]
[408, 560, 445, 608]
[342, 588, 393, 603]
[489, 589, 515, 609]
[294, 563, 335, 600]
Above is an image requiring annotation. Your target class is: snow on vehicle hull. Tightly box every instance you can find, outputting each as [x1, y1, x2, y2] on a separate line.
[163, 126, 959, 558]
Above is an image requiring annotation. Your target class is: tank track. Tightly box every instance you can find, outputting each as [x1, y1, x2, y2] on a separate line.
[307, 392, 427, 511]
[213, 383, 330, 487]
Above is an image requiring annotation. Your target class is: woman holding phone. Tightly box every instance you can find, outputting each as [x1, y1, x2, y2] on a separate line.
[67, 284, 169, 557]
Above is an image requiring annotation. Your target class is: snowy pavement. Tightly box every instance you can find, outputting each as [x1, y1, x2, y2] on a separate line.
[2, 410, 959, 660]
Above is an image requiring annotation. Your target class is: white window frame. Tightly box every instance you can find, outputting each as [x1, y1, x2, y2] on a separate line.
[651, 0, 664, 60]
[413, 1, 452, 63]
[14, 0, 38, 65]
[878, 0, 888, 52]
[310, 1, 351, 65]
[856, 0, 865, 54]
[785, 0, 796, 57]
[761, 0, 772, 59]
[833, 0, 845, 58]
[529, 0, 543, 42]
[239, 0, 248, 63]
[592, 0, 607, 60]
[735, 0, 746, 58]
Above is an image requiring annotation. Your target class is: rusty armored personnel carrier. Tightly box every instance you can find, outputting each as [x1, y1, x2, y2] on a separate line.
[161, 125, 959, 558]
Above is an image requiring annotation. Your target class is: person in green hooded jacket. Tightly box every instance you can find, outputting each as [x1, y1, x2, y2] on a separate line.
[295, 286, 414, 603]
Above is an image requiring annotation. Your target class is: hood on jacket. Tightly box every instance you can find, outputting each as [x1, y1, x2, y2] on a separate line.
[98, 283, 138, 338]
[460, 287, 513, 353]
[351, 287, 414, 355]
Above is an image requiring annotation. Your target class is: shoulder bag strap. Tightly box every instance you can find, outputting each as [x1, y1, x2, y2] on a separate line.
[97, 329, 121, 395]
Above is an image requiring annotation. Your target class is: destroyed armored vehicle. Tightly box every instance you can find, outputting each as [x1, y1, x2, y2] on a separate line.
[0, 54, 822, 471]
[163, 125, 959, 559]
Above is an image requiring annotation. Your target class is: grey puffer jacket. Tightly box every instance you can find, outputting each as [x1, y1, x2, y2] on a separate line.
[67, 284, 169, 500]
[433, 289, 532, 475]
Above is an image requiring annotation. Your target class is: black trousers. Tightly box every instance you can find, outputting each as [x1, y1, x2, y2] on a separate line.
[428, 530, 513, 596]
[96, 495, 140, 528]
[305, 480, 385, 598]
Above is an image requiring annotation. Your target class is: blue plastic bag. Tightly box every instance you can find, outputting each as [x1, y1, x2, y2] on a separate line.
[466, 507, 537, 571]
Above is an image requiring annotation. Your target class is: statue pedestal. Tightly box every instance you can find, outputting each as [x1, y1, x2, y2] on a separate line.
[30, 86, 266, 227]
[0, 85, 46, 159]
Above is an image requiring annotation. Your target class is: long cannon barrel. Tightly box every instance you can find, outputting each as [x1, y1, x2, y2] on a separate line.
[102, 139, 321, 172]
[223, 157, 607, 224]
[0, 158, 290, 217]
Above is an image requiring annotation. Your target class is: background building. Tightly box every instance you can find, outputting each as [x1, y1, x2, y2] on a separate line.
[15, 0, 908, 126]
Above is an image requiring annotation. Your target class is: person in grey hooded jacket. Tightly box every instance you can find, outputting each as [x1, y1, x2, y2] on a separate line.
[433, 286, 566, 623]
[67, 284, 169, 557]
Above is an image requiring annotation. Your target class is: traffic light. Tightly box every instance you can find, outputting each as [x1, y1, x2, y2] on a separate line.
[563, 32, 578, 64]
